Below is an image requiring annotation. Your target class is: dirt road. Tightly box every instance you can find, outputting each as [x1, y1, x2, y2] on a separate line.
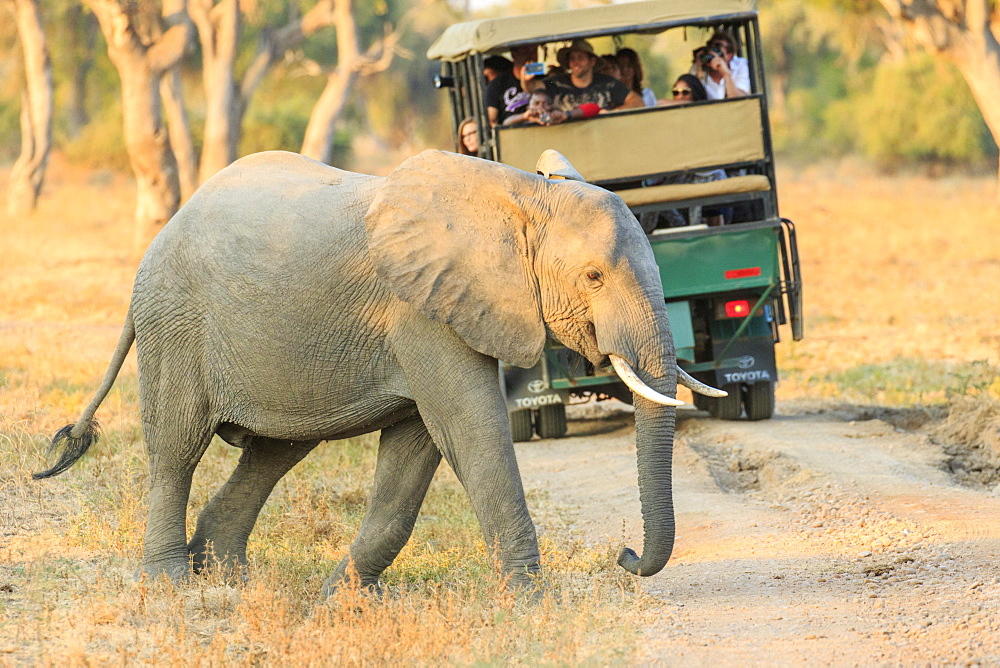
[516, 401, 1000, 665]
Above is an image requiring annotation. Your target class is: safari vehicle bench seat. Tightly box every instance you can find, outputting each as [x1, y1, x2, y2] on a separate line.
[614, 174, 772, 210]
[495, 96, 775, 220]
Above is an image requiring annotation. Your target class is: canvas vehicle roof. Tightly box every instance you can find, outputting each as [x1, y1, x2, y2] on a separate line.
[427, 0, 757, 62]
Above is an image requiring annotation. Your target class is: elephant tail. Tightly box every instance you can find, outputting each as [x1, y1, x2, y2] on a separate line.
[34, 307, 136, 479]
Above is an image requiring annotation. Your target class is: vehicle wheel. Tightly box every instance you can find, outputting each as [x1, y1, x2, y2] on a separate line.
[510, 409, 534, 442]
[692, 392, 712, 412]
[743, 381, 775, 421]
[708, 383, 743, 420]
[535, 404, 568, 439]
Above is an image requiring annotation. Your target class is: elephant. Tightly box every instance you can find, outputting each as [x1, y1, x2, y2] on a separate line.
[35, 148, 724, 593]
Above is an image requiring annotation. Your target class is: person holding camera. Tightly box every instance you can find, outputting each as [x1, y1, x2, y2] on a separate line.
[692, 31, 749, 100]
[485, 44, 546, 126]
[502, 90, 555, 127]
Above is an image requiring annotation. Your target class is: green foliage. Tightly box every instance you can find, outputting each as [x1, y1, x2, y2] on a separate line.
[61, 100, 132, 172]
[0, 100, 20, 163]
[852, 54, 995, 166]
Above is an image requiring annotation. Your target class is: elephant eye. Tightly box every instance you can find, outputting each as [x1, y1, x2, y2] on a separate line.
[585, 269, 603, 282]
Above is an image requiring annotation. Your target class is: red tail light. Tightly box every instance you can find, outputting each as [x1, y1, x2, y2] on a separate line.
[724, 300, 751, 318]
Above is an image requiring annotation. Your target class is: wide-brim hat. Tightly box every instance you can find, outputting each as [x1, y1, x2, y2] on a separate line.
[557, 39, 596, 67]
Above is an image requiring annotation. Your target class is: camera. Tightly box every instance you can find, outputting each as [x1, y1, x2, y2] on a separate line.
[523, 61, 546, 77]
[539, 112, 552, 125]
[697, 47, 723, 68]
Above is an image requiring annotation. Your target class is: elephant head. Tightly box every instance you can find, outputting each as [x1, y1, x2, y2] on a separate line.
[365, 149, 721, 577]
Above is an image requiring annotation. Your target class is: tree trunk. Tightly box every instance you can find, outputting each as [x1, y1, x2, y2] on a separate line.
[161, 68, 198, 201]
[301, 68, 358, 163]
[949, 33, 1000, 200]
[86, 0, 191, 236]
[160, 1, 196, 201]
[190, 0, 241, 182]
[7, 0, 53, 216]
[191, 0, 339, 182]
[301, 0, 400, 164]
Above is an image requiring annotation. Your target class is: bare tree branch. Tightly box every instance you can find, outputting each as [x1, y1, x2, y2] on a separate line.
[239, 0, 337, 107]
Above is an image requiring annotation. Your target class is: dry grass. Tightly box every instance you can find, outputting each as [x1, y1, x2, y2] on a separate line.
[3, 154, 1000, 662]
[775, 159, 1000, 405]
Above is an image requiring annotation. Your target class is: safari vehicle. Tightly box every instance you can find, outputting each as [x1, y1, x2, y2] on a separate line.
[428, 0, 803, 440]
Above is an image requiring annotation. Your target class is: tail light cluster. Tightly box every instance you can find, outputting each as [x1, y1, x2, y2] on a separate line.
[723, 299, 751, 318]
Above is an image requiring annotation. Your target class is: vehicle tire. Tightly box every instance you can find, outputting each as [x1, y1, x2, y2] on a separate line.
[743, 381, 775, 421]
[708, 383, 743, 420]
[510, 409, 534, 442]
[535, 404, 568, 439]
[692, 392, 712, 412]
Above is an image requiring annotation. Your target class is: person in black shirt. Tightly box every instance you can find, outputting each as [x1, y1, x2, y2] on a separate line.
[484, 44, 543, 126]
[544, 39, 643, 124]
[482, 55, 512, 84]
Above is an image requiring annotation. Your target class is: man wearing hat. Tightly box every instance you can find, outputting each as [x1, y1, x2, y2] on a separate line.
[544, 39, 643, 123]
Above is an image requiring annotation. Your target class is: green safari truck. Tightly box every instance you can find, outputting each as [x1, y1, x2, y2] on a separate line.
[428, 0, 803, 439]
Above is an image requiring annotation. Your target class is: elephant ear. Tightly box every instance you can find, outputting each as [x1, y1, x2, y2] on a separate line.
[365, 150, 546, 368]
[536, 149, 586, 182]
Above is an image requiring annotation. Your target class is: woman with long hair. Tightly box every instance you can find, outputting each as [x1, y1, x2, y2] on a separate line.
[615, 48, 657, 107]
[456, 117, 480, 156]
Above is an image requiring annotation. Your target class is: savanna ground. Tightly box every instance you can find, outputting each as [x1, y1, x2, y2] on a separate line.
[2, 155, 1000, 664]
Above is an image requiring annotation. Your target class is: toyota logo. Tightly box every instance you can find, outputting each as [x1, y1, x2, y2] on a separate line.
[738, 356, 755, 369]
[527, 380, 547, 393]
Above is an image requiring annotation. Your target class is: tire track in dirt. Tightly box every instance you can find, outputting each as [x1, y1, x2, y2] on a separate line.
[515, 401, 1000, 664]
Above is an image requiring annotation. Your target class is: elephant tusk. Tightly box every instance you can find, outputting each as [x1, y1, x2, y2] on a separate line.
[676, 366, 728, 397]
[610, 355, 685, 407]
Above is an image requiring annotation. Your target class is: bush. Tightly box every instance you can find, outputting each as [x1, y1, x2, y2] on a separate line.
[851, 54, 995, 167]
[0, 100, 20, 163]
[61, 100, 131, 172]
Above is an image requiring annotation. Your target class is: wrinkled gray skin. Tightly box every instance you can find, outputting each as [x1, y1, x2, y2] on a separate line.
[41, 149, 678, 592]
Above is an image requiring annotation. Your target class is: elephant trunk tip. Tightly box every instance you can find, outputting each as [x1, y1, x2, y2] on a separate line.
[617, 546, 668, 577]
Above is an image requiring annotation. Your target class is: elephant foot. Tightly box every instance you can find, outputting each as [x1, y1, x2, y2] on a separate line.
[321, 556, 383, 599]
[135, 557, 191, 584]
[187, 536, 249, 582]
[504, 568, 545, 604]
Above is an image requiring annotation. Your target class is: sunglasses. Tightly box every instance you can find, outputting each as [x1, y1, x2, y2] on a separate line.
[672, 88, 693, 97]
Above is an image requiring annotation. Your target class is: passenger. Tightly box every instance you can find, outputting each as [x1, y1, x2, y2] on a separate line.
[641, 74, 727, 231]
[456, 117, 480, 156]
[596, 55, 621, 80]
[484, 44, 544, 126]
[482, 55, 513, 84]
[543, 39, 643, 124]
[615, 47, 657, 107]
[691, 30, 749, 100]
[502, 89, 554, 127]
[658, 73, 707, 105]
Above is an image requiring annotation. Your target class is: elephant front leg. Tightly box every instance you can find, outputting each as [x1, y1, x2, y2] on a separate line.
[395, 324, 542, 588]
[188, 437, 317, 576]
[323, 415, 441, 595]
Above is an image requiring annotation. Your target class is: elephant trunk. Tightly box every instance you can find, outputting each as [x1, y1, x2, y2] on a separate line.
[611, 316, 678, 577]
[618, 394, 677, 576]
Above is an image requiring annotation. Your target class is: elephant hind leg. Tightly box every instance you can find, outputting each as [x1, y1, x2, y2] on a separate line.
[323, 415, 441, 595]
[139, 418, 214, 582]
[189, 436, 317, 575]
